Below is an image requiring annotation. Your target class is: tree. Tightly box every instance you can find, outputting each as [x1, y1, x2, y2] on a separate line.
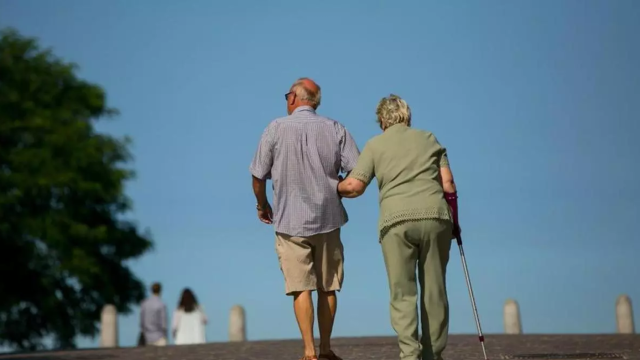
[0, 28, 153, 351]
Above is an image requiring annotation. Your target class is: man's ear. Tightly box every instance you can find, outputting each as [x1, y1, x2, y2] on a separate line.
[288, 92, 296, 106]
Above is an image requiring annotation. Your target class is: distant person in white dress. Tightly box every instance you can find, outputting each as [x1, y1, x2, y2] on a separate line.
[171, 288, 207, 345]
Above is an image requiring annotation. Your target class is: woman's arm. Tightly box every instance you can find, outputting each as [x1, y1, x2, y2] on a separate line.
[338, 141, 375, 198]
[440, 165, 461, 236]
[338, 177, 367, 198]
[439, 166, 457, 193]
[437, 143, 461, 236]
[199, 305, 208, 325]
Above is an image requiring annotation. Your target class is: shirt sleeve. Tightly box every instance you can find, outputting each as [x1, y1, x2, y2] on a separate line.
[433, 134, 450, 168]
[249, 124, 276, 180]
[439, 147, 450, 168]
[337, 124, 360, 173]
[347, 141, 374, 185]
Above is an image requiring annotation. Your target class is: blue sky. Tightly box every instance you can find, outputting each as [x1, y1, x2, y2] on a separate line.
[1, 0, 639, 349]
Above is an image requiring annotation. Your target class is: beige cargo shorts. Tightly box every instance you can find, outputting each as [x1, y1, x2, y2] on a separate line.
[275, 227, 344, 295]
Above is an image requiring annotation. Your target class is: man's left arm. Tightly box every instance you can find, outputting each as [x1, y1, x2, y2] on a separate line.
[338, 124, 360, 175]
[161, 304, 168, 338]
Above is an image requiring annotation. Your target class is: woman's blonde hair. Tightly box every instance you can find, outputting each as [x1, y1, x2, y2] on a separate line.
[376, 94, 411, 129]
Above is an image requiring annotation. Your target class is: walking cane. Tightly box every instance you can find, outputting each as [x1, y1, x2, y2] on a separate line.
[455, 233, 489, 360]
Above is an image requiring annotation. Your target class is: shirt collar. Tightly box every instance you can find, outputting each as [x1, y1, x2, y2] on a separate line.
[292, 105, 316, 114]
[386, 123, 408, 131]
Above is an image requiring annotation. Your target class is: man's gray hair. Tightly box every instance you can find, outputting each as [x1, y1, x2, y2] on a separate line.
[292, 77, 322, 108]
[376, 94, 411, 129]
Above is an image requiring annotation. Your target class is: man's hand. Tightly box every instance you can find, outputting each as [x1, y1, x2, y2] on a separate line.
[257, 202, 273, 224]
[252, 176, 272, 224]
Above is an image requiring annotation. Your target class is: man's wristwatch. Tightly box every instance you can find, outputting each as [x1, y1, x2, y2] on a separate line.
[256, 203, 268, 211]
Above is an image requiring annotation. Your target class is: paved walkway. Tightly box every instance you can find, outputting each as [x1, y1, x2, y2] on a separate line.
[1, 335, 638, 360]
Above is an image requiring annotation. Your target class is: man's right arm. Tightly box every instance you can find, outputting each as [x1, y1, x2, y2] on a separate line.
[249, 124, 275, 183]
[249, 124, 275, 222]
[252, 176, 270, 210]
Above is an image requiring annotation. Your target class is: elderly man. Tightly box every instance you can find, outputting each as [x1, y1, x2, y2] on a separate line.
[249, 78, 360, 360]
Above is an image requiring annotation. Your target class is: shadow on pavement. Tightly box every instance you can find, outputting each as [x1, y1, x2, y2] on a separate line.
[0, 350, 119, 360]
[4, 358, 114, 360]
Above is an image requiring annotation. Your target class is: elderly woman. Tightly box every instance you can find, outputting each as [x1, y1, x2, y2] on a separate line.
[337, 94, 460, 360]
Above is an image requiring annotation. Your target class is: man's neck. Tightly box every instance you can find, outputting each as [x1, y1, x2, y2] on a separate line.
[292, 104, 316, 113]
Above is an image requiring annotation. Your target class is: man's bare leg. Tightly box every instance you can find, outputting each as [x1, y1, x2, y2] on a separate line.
[293, 290, 317, 358]
[317, 290, 337, 355]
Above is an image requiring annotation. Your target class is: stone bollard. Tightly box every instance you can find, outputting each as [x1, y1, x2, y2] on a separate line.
[503, 298, 522, 334]
[616, 294, 635, 334]
[100, 304, 118, 347]
[229, 305, 247, 342]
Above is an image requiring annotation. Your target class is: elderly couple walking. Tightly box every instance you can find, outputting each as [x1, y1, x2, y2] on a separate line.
[249, 78, 461, 360]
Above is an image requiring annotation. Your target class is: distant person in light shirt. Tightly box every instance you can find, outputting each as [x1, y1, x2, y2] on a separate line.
[338, 94, 461, 360]
[172, 288, 207, 345]
[140, 282, 168, 346]
[249, 77, 360, 360]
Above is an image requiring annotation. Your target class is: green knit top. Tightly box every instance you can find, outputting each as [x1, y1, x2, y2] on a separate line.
[347, 124, 453, 241]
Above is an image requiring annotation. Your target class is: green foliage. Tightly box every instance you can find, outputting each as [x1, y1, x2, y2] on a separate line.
[0, 28, 153, 350]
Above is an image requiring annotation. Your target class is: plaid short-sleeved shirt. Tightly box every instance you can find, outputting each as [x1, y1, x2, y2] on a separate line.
[249, 106, 361, 237]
